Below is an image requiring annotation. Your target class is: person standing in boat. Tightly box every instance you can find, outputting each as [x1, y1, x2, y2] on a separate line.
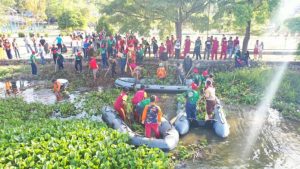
[142, 95, 163, 138]
[132, 85, 148, 121]
[135, 98, 151, 122]
[114, 87, 129, 121]
[185, 83, 200, 122]
[205, 80, 216, 119]
[192, 68, 204, 86]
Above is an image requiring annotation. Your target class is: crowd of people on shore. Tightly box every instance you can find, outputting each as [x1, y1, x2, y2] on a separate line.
[12, 31, 261, 78]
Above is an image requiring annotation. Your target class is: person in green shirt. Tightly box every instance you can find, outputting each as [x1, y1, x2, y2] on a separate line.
[30, 51, 37, 75]
[136, 44, 144, 65]
[185, 84, 200, 121]
[75, 51, 83, 73]
[56, 52, 64, 70]
[107, 36, 115, 57]
[192, 68, 201, 85]
[135, 98, 151, 122]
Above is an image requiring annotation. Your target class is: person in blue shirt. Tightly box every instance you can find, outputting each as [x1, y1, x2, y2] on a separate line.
[83, 39, 90, 60]
[55, 34, 63, 50]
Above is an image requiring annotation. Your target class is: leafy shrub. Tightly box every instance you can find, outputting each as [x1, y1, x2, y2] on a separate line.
[37, 32, 40, 37]
[29, 32, 35, 38]
[44, 33, 48, 37]
[58, 10, 86, 30]
[18, 32, 25, 38]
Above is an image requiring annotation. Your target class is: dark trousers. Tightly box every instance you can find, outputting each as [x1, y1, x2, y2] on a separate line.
[175, 49, 180, 59]
[57, 43, 62, 51]
[177, 74, 185, 85]
[31, 63, 37, 75]
[14, 48, 20, 58]
[186, 102, 196, 120]
[144, 46, 151, 57]
[75, 60, 82, 72]
[194, 47, 201, 60]
[111, 65, 117, 77]
[83, 48, 88, 60]
[102, 54, 109, 68]
[120, 59, 126, 75]
[204, 48, 211, 60]
[6, 49, 12, 59]
[53, 54, 57, 63]
[58, 61, 64, 70]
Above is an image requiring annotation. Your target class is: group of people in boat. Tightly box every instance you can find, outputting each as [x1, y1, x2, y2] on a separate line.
[113, 67, 217, 138]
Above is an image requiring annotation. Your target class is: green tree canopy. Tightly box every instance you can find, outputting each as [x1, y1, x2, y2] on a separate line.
[95, 16, 114, 36]
[101, 0, 213, 39]
[57, 10, 86, 30]
[285, 17, 300, 33]
[213, 0, 279, 52]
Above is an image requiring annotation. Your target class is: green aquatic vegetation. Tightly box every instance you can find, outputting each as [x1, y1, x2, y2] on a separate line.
[0, 66, 29, 80]
[0, 120, 169, 168]
[215, 67, 300, 120]
[78, 89, 120, 115]
[0, 97, 170, 168]
[53, 102, 78, 117]
[170, 141, 207, 161]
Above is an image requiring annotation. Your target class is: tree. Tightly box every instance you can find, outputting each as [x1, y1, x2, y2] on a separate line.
[0, 0, 16, 24]
[95, 16, 114, 36]
[214, 0, 279, 53]
[57, 10, 86, 30]
[101, 0, 213, 39]
[285, 17, 300, 33]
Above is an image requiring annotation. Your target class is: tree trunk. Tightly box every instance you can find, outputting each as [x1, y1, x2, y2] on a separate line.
[175, 21, 182, 40]
[242, 20, 251, 54]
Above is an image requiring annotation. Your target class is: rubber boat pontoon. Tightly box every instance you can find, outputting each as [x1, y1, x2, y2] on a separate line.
[173, 99, 230, 138]
[115, 77, 193, 92]
[102, 106, 179, 151]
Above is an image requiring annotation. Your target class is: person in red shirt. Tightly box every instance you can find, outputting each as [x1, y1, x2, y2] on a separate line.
[114, 87, 129, 121]
[220, 37, 227, 60]
[211, 37, 219, 60]
[118, 36, 125, 52]
[89, 56, 99, 81]
[166, 36, 172, 57]
[183, 36, 191, 58]
[233, 36, 239, 48]
[132, 85, 147, 121]
[170, 35, 175, 57]
[159, 43, 166, 58]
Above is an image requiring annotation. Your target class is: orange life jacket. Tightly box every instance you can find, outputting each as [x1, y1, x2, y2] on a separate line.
[157, 67, 167, 79]
[5, 81, 11, 90]
[53, 81, 61, 92]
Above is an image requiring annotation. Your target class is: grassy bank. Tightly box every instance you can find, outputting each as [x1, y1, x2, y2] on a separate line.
[0, 97, 170, 168]
[215, 67, 300, 120]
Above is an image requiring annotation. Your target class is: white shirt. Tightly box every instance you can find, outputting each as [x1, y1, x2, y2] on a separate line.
[205, 86, 216, 101]
[175, 40, 181, 49]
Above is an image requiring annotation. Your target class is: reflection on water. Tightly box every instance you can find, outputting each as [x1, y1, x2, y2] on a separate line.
[0, 80, 80, 105]
[185, 106, 300, 169]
